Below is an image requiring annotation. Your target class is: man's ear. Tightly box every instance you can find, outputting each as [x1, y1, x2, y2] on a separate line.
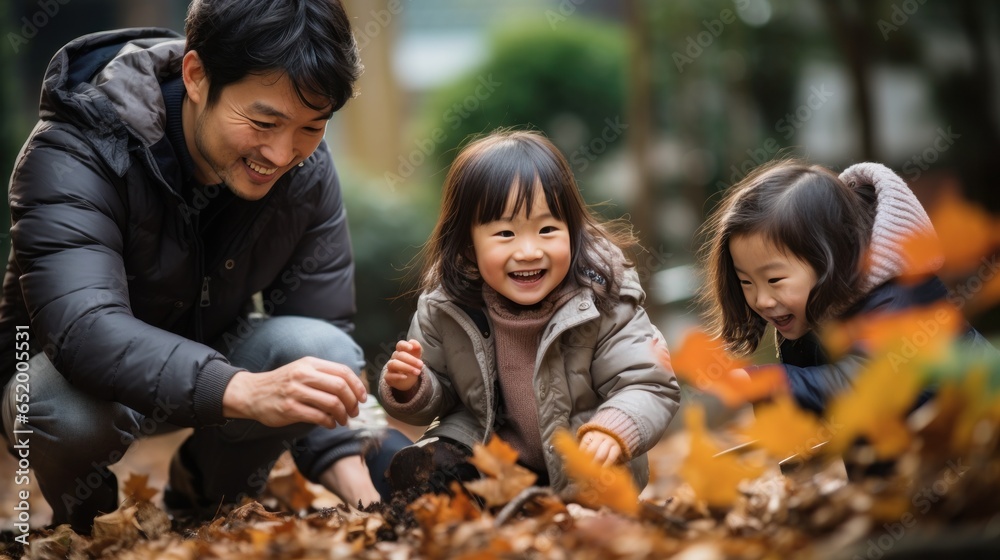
[182, 50, 209, 105]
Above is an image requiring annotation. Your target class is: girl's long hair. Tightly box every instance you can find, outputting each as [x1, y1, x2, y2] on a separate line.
[697, 158, 876, 355]
[419, 129, 636, 309]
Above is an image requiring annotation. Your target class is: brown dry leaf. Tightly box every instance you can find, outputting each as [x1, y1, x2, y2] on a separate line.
[672, 330, 786, 407]
[552, 429, 640, 516]
[410, 481, 482, 531]
[88, 504, 143, 557]
[25, 524, 88, 560]
[680, 405, 765, 508]
[464, 436, 537, 507]
[740, 395, 827, 461]
[266, 463, 317, 513]
[134, 500, 172, 539]
[827, 354, 924, 458]
[122, 473, 159, 504]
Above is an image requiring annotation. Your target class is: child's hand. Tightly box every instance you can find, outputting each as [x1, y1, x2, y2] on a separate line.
[579, 431, 622, 467]
[384, 339, 423, 392]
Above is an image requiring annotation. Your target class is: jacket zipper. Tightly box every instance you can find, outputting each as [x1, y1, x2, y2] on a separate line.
[200, 276, 211, 307]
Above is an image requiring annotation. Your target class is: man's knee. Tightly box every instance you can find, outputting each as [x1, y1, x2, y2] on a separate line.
[3, 353, 134, 464]
[258, 317, 363, 373]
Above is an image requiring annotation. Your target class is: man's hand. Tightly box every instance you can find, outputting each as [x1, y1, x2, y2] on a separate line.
[319, 455, 382, 508]
[579, 431, 623, 467]
[222, 357, 367, 429]
[384, 339, 423, 392]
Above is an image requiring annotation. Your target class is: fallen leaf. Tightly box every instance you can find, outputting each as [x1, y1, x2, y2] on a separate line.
[739, 396, 827, 462]
[672, 330, 786, 407]
[266, 462, 316, 513]
[822, 303, 963, 359]
[552, 429, 640, 516]
[464, 436, 537, 507]
[410, 481, 482, 531]
[122, 473, 159, 504]
[680, 405, 765, 508]
[926, 192, 998, 276]
[826, 354, 924, 458]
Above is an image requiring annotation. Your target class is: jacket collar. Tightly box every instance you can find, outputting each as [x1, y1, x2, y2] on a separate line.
[39, 28, 184, 176]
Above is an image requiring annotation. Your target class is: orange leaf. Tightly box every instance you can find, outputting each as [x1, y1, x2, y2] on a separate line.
[122, 473, 158, 503]
[739, 395, 827, 461]
[672, 331, 785, 407]
[896, 229, 945, 283]
[409, 481, 481, 530]
[464, 436, 537, 507]
[266, 466, 316, 512]
[966, 273, 1000, 316]
[927, 192, 998, 276]
[679, 405, 764, 508]
[551, 430, 640, 516]
[822, 303, 963, 359]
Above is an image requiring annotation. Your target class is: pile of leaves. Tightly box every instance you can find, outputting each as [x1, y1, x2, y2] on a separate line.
[9, 195, 1000, 559]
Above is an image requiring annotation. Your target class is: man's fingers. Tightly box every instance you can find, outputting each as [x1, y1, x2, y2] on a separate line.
[309, 359, 367, 403]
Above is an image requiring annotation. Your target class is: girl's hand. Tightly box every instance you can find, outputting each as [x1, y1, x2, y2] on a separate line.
[384, 339, 423, 392]
[579, 431, 622, 467]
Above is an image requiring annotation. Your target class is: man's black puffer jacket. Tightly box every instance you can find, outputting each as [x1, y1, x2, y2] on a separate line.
[0, 28, 358, 434]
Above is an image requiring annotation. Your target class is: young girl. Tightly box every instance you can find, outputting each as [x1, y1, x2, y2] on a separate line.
[376, 130, 680, 497]
[701, 159, 994, 416]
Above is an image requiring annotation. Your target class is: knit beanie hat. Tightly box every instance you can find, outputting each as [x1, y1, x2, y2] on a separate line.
[839, 162, 943, 291]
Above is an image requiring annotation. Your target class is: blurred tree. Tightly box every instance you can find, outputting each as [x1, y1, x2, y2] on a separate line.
[413, 20, 628, 190]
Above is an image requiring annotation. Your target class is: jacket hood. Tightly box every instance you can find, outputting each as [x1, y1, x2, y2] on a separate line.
[839, 162, 943, 291]
[591, 238, 644, 304]
[39, 28, 184, 176]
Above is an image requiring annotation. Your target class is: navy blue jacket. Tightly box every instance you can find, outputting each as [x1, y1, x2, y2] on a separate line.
[778, 276, 995, 415]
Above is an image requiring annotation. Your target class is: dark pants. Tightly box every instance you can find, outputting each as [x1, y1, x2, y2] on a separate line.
[2, 316, 364, 533]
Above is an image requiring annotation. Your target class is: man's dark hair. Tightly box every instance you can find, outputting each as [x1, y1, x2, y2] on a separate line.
[185, 0, 363, 112]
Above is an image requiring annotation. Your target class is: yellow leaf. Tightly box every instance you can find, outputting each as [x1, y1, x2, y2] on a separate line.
[827, 355, 923, 458]
[552, 430, 640, 516]
[679, 405, 764, 508]
[463, 436, 537, 507]
[739, 396, 827, 461]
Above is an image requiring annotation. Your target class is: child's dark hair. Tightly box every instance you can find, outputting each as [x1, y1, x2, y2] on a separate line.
[698, 159, 876, 355]
[420, 129, 636, 309]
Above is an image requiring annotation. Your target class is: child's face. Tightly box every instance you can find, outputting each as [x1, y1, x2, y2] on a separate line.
[471, 186, 571, 306]
[729, 233, 818, 340]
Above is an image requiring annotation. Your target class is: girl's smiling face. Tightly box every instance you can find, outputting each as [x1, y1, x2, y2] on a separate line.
[729, 233, 818, 340]
[471, 186, 571, 306]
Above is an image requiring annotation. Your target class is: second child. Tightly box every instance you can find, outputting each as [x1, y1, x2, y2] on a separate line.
[377, 130, 680, 496]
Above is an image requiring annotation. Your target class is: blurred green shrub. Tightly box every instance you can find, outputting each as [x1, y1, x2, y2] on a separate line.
[417, 20, 628, 175]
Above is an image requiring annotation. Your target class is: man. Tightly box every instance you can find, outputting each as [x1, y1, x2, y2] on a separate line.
[0, 0, 407, 533]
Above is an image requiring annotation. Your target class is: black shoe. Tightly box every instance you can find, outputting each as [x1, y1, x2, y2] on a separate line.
[163, 443, 217, 526]
[386, 437, 480, 496]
